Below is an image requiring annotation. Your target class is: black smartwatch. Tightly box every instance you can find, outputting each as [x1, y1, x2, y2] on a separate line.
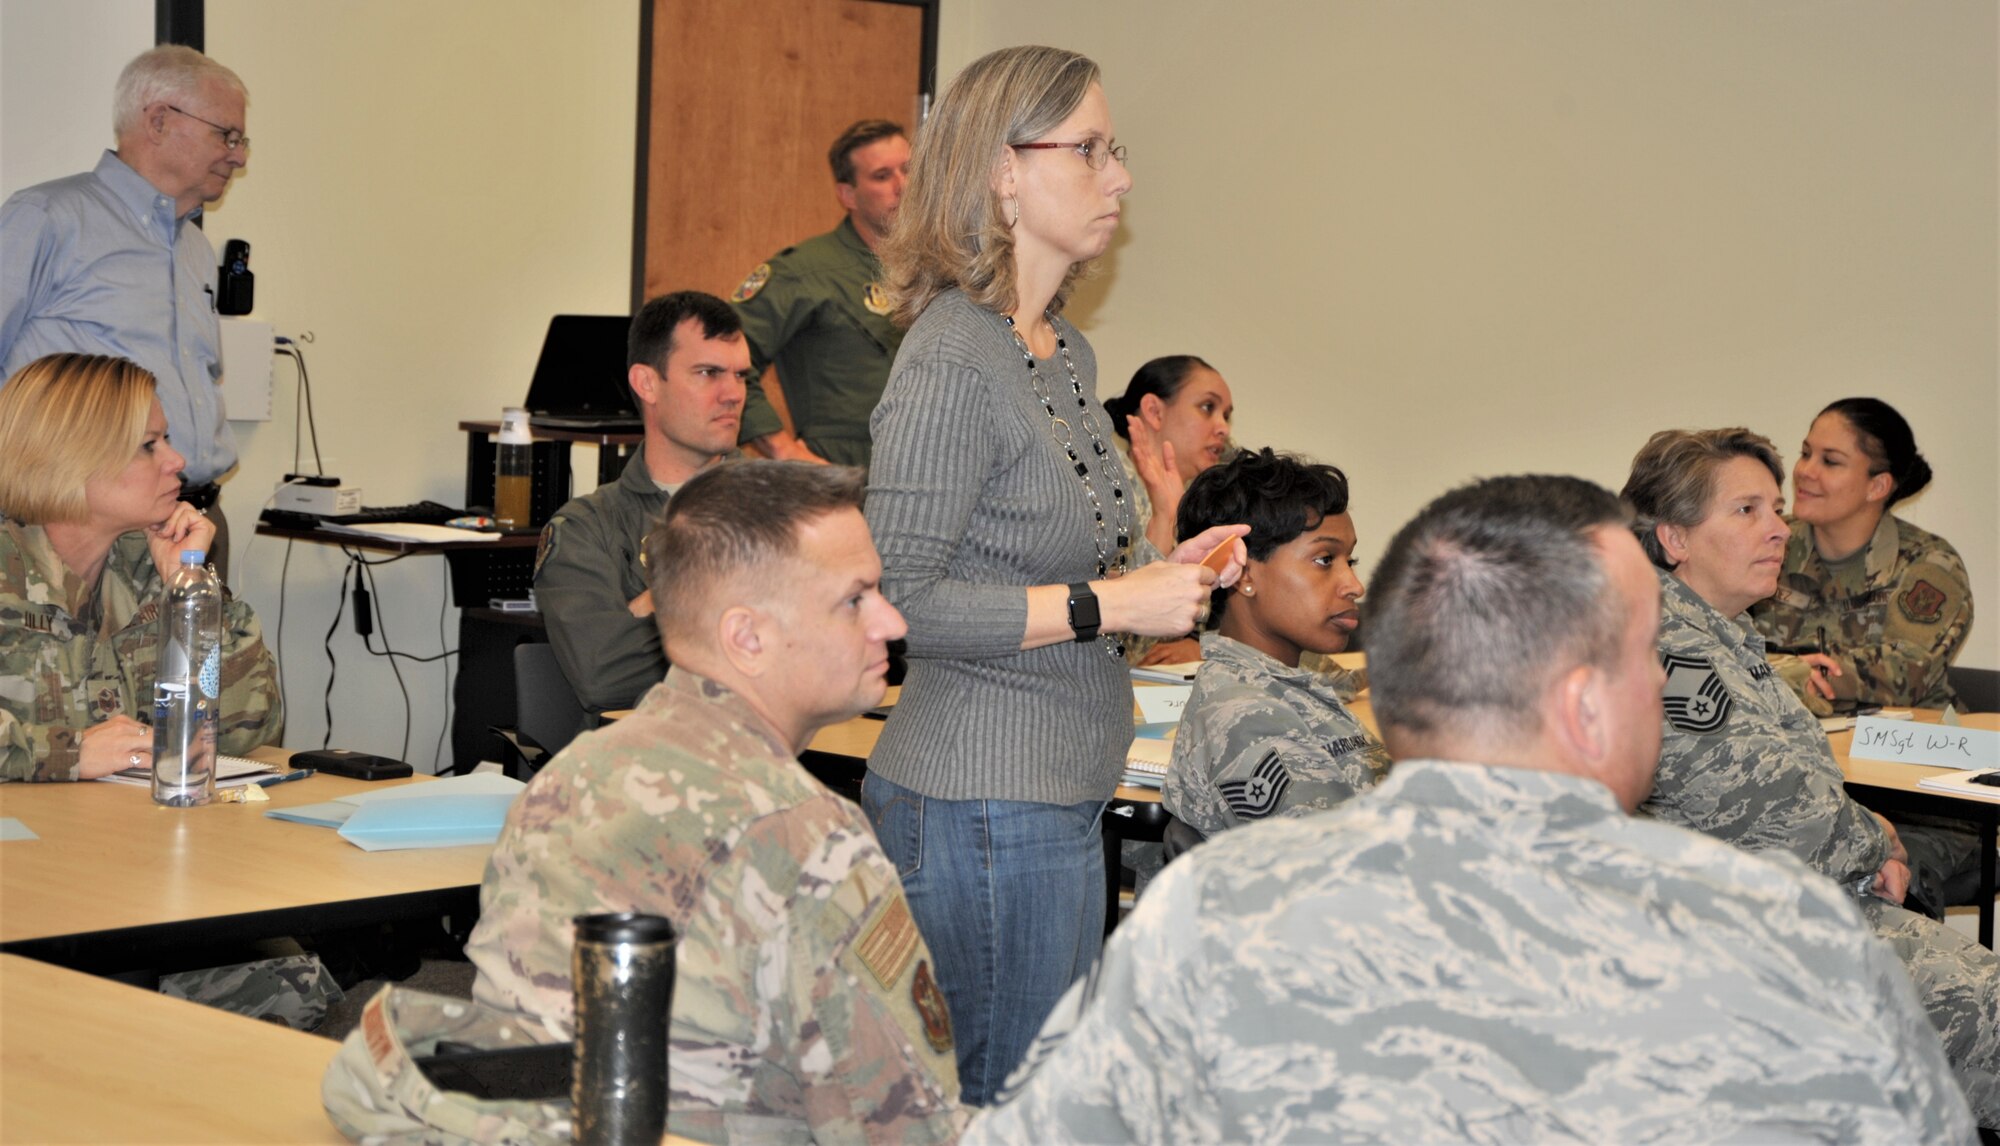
[1065, 582, 1101, 643]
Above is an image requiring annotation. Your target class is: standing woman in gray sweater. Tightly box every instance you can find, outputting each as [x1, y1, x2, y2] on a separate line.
[862, 45, 1247, 1105]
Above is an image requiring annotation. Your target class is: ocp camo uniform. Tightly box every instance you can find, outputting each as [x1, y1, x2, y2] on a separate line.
[465, 667, 963, 1144]
[0, 517, 281, 781]
[1753, 514, 1973, 712]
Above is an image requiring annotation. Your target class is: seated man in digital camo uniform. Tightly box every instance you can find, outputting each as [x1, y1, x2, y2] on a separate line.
[965, 476, 1974, 1144]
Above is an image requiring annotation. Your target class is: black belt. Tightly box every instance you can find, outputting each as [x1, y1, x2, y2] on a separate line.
[180, 481, 223, 510]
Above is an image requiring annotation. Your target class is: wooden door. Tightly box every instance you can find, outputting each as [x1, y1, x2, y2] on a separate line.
[637, 0, 930, 305]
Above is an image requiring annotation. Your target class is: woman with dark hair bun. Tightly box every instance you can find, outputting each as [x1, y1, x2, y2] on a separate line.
[1103, 355, 1236, 665]
[1750, 398, 1973, 712]
[1102, 354, 1235, 555]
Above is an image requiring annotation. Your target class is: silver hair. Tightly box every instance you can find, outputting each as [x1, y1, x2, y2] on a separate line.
[113, 45, 246, 137]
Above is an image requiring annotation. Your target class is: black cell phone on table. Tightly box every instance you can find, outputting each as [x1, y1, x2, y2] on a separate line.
[288, 748, 413, 780]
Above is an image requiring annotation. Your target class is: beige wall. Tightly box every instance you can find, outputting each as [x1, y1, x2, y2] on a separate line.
[941, 0, 1998, 671]
[0, 0, 152, 192]
[194, 1, 638, 765]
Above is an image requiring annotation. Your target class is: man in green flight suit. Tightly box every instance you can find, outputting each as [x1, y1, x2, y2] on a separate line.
[532, 291, 753, 712]
[732, 119, 908, 468]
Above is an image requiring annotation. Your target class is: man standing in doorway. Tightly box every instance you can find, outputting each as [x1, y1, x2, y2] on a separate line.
[0, 45, 250, 573]
[731, 119, 908, 468]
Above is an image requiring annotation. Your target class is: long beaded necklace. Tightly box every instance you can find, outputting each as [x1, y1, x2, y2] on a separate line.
[1004, 310, 1133, 658]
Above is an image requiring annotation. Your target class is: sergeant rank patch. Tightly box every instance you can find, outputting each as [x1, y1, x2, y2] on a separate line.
[731, 262, 771, 302]
[1661, 652, 1732, 733]
[1898, 579, 1947, 625]
[1220, 751, 1291, 820]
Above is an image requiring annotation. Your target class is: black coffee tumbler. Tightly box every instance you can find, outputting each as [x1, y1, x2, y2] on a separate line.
[571, 912, 677, 1145]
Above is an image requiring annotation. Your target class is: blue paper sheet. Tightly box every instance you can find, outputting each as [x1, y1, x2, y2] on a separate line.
[266, 773, 524, 848]
[338, 793, 520, 851]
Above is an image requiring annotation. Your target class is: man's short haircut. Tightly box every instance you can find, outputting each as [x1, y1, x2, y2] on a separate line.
[113, 44, 246, 137]
[0, 354, 157, 524]
[1366, 475, 1631, 741]
[1176, 447, 1350, 626]
[829, 119, 907, 185]
[627, 291, 743, 372]
[1620, 428, 1784, 571]
[646, 460, 867, 647]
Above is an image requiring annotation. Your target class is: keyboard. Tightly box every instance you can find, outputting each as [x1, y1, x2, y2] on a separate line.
[261, 500, 463, 532]
[325, 500, 463, 526]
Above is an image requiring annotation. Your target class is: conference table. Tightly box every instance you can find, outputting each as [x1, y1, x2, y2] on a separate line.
[0, 953, 347, 1144]
[0, 954, 713, 1144]
[1831, 711, 2000, 948]
[0, 747, 490, 974]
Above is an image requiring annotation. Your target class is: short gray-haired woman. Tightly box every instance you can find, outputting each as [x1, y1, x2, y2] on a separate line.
[0, 353, 280, 781]
[862, 45, 1245, 1104]
[1622, 427, 1903, 896]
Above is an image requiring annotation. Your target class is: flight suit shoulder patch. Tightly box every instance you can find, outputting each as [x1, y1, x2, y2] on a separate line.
[532, 519, 561, 580]
[731, 262, 772, 302]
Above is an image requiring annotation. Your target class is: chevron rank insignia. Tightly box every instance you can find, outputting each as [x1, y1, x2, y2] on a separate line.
[1219, 750, 1291, 820]
[1661, 652, 1733, 733]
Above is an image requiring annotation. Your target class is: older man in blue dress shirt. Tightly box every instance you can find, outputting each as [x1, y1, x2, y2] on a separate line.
[1, 45, 249, 572]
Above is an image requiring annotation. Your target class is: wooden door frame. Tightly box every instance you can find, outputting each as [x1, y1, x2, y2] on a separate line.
[628, 0, 939, 311]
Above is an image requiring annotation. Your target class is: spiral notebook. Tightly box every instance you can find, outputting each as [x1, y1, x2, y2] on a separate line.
[99, 754, 278, 787]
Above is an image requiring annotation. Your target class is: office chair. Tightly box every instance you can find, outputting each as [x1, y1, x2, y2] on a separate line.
[1161, 815, 1206, 863]
[488, 642, 591, 781]
[1946, 665, 1999, 714]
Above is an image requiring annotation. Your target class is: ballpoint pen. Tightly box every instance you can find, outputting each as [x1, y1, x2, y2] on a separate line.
[255, 768, 316, 787]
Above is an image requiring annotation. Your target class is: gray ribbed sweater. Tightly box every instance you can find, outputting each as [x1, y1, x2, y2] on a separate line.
[864, 289, 1135, 805]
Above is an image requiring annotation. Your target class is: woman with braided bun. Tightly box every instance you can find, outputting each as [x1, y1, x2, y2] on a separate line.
[1751, 397, 1973, 713]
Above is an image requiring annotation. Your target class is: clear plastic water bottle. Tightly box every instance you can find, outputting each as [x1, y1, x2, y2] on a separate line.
[494, 406, 534, 531]
[153, 550, 222, 807]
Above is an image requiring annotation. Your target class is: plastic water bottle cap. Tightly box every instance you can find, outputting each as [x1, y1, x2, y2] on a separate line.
[181, 549, 206, 564]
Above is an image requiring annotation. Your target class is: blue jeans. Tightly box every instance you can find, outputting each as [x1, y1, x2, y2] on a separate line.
[860, 770, 1105, 1106]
